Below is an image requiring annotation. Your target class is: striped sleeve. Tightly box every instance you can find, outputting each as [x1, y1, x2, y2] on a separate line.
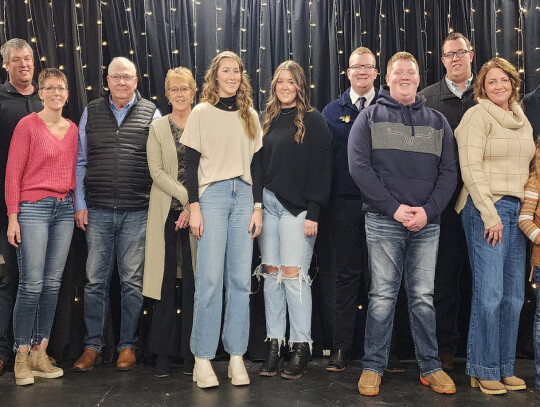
[518, 176, 540, 245]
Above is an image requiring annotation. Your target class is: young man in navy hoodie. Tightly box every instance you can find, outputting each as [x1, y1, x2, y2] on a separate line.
[348, 52, 458, 396]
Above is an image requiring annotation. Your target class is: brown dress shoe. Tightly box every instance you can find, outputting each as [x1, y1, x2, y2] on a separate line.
[358, 370, 381, 396]
[116, 349, 136, 371]
[420, 370, 456, 394]
[438, 351, 454, 372]
[73, 349, 102, 372]
[0, 358, 4, 376]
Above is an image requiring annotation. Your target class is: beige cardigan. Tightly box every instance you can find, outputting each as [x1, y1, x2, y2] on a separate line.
[142, 115, 197, 300]
[455, 98, 534, 228]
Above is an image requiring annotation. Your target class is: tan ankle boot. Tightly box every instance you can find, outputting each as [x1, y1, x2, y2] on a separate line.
[228, 355, 250, 386]
[30, 348, 63, 379]
[193, 356, 219, 388]
[15, 351, 34, 386]
[501, 376, 526, 390]
[470, 377, 506, 395]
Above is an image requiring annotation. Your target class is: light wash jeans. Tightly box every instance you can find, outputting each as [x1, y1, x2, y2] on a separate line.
[362, 212, 441, 376]
[13, 195, 74, 351]
[83, 207, 147, 353]
[461, 196, 525, 380]
[257, 188, 315, 345]
[190, 178, 253, 359]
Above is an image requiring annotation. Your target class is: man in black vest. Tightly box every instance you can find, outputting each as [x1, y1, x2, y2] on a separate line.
[419, 32, 476, 372]
[73, 57, 160, 372]
[0, 38, 43, 376]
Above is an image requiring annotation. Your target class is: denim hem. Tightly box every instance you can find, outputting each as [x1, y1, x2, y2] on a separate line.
[12, 344, 31, 354]
[420, 367, 442, 377]
[500, 364, 515, 378]
[466, 361, 501, 380]
[225, 350, 246, 357]
[193, 354, 215, 360]
[85, 345, 101, 353]
[117, 344, 137, 352]
[362, 367, 383, 377]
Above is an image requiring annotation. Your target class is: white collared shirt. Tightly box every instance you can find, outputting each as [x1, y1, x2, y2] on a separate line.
[349, 87, 376, 110]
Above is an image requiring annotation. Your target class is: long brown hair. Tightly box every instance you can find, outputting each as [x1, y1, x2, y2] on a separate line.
[262, 60, 313, 143]
[200, 51, 257, 139]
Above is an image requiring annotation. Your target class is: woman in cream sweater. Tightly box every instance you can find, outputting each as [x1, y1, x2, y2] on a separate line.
[455, 57, 534, 395]
[142, 67, 197, 378]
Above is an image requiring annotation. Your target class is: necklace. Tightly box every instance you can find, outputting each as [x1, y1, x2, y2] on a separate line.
[39, 113, 62, 128]
[218, 99, 235, 110]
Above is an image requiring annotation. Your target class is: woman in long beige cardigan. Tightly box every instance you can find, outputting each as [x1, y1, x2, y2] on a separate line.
[142, 67, 197, 378]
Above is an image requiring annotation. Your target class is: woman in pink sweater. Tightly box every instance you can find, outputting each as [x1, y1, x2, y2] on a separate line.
[5, 68, 77, 386]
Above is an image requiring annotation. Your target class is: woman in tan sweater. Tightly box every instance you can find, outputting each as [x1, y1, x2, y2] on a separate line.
[455, 57, 534, 395]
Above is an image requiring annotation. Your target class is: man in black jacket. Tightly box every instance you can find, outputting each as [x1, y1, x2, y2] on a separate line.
[0, 39, 42, 377]
[419, 32, 476, 372]
[523, 84, 540, 139]
[73, 57, 160, 373]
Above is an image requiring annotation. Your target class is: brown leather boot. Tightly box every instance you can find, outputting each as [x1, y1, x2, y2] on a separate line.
[358, 370, 381, 396]
[116, 349, 136, 371]
[420, 370, 456, 394]
[73, 349, 102, 372]
[30, 348, 63, 379]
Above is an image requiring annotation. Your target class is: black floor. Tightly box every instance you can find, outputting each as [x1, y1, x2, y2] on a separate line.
[0, 358, 538, 407]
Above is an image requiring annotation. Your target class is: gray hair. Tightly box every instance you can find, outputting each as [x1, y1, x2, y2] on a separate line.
[107, 57, 137, 76]
[0, 38, 33, 63]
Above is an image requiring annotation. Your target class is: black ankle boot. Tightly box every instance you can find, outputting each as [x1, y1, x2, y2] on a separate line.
[259, 339, 283, 377]
[281, 342, 310, 380]
[155, 355, 171, 378]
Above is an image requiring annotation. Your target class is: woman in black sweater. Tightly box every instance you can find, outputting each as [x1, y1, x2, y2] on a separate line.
[257, 60, 332, 379]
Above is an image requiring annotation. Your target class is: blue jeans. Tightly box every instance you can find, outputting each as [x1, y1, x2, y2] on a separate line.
[533, 266, 540, 391]
[12, 196, 74, 351]
[83, 207, 147, 353]
[190, 178, 253, 359]
[461, 196, 525, 380]
[257, 188, 315, 345]
[362, 212, 441, 376]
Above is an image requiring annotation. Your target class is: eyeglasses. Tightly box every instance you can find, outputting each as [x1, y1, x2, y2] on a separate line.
[442, 49, 469, 59]
[349, 64, 376, 72]
[40, 86, 68, 94]
[109, 75, 136, 83]
[169, 86, 191, 94]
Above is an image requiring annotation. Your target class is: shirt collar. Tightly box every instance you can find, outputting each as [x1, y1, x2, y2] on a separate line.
[444, 74, 473, 98]
[349, 87, 376, 108]
[109, 93, 136, 113]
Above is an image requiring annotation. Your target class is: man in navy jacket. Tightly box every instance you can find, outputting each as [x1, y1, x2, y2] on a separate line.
[322, 47, 380, 373]
[349, 52, 458, 396]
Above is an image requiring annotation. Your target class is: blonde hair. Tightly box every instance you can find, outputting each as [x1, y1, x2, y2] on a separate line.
[262, 60, 313, 143]
[200, 51, 257, 139]
[386, 51, 419, 74]
[165, 67, 196, 99]
[38, 68, 67, 88]
[474, 57, 521, 105]
[350, 46, 376, 64]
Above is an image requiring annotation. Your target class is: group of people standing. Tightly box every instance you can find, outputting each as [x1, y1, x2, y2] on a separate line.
[0, 31, 538, 399]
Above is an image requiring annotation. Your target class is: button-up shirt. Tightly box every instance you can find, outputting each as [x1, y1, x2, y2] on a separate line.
[444, 74, 473, 99]
[349, 86, 376, 109]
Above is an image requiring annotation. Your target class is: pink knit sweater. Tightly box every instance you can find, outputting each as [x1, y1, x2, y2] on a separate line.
[5, 112, 78, 215]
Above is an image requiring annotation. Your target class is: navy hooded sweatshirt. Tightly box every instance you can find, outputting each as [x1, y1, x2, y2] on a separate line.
[347, 89, 458, 224]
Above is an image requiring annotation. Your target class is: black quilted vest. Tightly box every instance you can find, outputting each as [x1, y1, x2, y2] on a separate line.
[84, 93, 156, 209]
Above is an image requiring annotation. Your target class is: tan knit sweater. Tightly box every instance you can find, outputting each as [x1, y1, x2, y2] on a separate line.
[455, 98, 534, 229]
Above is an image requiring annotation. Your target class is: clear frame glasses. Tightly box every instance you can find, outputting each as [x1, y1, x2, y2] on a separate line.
[40, 86, 68, 94]
[349, 64, 376, 72]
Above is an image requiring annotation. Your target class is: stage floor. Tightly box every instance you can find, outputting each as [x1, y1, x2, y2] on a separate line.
[0, 358, 538, 406]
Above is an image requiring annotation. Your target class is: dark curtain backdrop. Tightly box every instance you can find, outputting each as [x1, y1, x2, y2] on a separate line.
[0, 0, 539, 362]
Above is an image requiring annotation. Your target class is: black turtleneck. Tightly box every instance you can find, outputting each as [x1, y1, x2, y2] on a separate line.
[261, 107, 332, 222]
[184, 95, 262, 204]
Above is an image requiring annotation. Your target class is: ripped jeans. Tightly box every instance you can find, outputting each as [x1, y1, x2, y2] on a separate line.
[256, 188, 315, 346]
